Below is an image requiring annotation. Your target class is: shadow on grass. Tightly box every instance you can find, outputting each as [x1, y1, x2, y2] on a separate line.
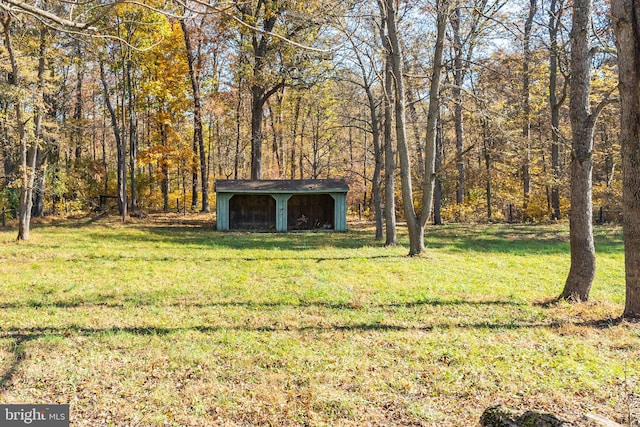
[0, 296, 624, 393]
[0, 317, 620, 400]
[76, 223, 623, 255]
[0, 334, 37, 393]
[31, 215, 624, 254]
[423, 224, 623, 255]
[0, 296, 528, 310]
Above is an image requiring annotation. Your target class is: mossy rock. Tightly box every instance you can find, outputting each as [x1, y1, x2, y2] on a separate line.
[481, 405, 576, 427]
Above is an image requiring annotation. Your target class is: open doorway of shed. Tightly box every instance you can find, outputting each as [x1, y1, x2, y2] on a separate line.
[229, 195, 276, 230]
[287, 194, 334, 230]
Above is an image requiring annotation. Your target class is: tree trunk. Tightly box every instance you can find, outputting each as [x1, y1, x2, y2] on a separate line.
[407, 84, 425, 182]
[31, 28, 47, 218]
[452, 6, 465, 205]
[384, 0, 421, 254]
[234, 80, 242, 180]
[351, 35, 384, 240]
[483, 118, 493, 222]
[181, 18, 209, 211]
[612, 0, 640, 318]
[3, 17, 36, 241]
[549, 0, 564, 220]
[420, 0, 448, 233]
[521, 0, 536, 220]
[99, 61, 127, 221]
[433, 112, 443, 225]
[246, 8, 279, 181]
[561, 0, 596, 301]
[366, 81, 384, 241]
[383, 61, 397, 246]
[126, 57, 138, 212]
[161, 123, 169, 212]
[250, 85, 265, 180]
[378, 5, 397, 246]
[382, 0, 448, 256]
[73, 42, 84, 162]
[32, 150, 47, 218]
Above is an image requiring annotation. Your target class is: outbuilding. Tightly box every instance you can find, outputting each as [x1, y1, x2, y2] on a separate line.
[215, 179, 348, 232]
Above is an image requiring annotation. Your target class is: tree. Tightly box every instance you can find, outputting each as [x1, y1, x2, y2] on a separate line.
[447, 0, 507, 206]
[548, 0, 567, 220]
[181, 14, 210, 212]
[1, 12, 41, 240]
[380, 0, 449, 256]
[376, 1, 397, 246]
[344, 30, 384, 239]
[521, 0, 536, 218]
[560, 0, 600, 301]
[611, 0, 640, 318]
[99, 58, 128, 220]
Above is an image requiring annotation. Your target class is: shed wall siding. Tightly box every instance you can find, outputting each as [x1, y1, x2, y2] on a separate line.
[331, 193, 347, 231]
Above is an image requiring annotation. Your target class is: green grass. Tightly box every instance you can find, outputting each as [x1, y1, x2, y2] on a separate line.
[0, 215, 637, 426]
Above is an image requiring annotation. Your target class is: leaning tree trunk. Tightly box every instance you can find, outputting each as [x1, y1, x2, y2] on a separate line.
[612, 0, 640, 319]
[384, 0, 423, 255]
[420, 0, 448, 233]
[561, 0, 596, 301]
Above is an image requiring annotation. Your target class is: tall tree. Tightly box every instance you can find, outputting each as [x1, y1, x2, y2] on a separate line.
[347, 35, 384, 240]
[181, 15, 210, 212]
[236, 1, 288, 180]
[611, 0, 640, 318]
[451, 4, 465, 205]
[377, 3, 397, 246]
[521, 0, 536, 219]
[448, 0, 506, 206]
[99, 59, 127, 221]
[548, 0, 566, 220]
[235, 0, 336, 180]
[380, 0, 449, 255]
[560, 0, 596, 300]
[2, 13, 38, 240]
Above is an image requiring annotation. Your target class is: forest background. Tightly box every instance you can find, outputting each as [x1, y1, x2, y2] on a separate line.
[0, 0, 618, 228]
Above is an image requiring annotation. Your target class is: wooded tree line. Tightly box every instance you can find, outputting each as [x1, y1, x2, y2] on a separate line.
[2, 0, 640, 316]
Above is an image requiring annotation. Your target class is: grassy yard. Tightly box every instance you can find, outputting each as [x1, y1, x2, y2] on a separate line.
[0, 215, 637, 426]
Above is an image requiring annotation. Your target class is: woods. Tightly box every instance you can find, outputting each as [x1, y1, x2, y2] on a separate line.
[0, 1, 637, 306]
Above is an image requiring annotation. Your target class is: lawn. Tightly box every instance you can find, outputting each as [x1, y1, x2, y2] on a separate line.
[0, 214, 637, 426]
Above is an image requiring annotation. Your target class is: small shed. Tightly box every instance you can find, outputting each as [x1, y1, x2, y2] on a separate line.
[215, 179, 349, 232]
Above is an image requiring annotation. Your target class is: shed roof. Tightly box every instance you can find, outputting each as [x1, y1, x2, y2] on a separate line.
[215, 179, 349, 194]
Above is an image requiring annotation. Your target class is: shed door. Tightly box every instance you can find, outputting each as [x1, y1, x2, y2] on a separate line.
[287, 194, 334, 230]
[229, 195, 276, 230]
